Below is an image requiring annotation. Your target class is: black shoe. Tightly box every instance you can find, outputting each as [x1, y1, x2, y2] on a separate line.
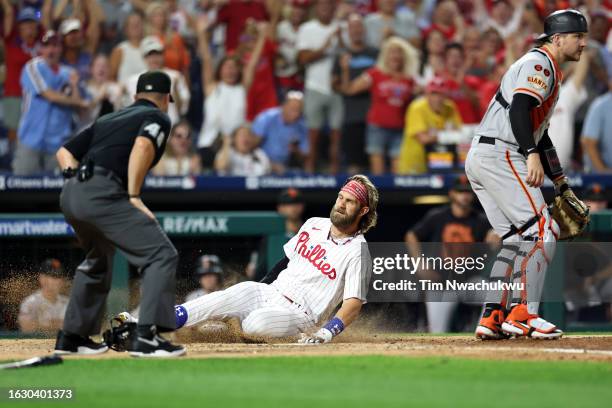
[128, 326, 185, 358]
[54, 330, 109, 355]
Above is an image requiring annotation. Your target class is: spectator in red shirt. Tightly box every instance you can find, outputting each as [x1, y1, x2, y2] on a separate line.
[236, 18, 279, 120]
[215, 0, 269, 53]
[441, 42, 481, 124]
[477, 62, 505, 118]
[1, 3, 49, 143]
[340, 36, 419, 174]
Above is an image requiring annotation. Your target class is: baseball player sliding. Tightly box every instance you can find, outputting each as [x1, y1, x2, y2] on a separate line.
[466, 10, 590, 340]
[118, 175, 378, 344]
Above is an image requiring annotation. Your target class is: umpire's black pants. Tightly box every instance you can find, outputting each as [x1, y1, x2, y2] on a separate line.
[60, 172, 178, 336]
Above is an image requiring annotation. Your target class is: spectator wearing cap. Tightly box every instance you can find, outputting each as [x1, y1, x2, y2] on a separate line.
[405, 176, 498, 333]
[582, 79, 612, 172]
[195, 16, 263, 169]
[251, 91, 308, 174]
[213, 0, 270, 53]
[296, 0, 343, 173]
[121, 35, 190, 125]
[363, 0, 420, 49]
[397, 76, 462, 174]
[144, 1, 191, 80]
[109, 10, 147, 83]
[153, 120, 202, 176]
[59, 14, 100, 82]
[340, 36, 418, 175]
[18, 258, 69, 333]
[0, 3, 49, 145]
[332, 13, 378, 173]
[583, 183, 608, 213]
[214, 124, 271, 176]
[275, 0, 310, 95]
[277, 187, 305, 237]
[185, 255, 224, 302]
[247, 187, 306, 280]
[12, 30, 89, 175]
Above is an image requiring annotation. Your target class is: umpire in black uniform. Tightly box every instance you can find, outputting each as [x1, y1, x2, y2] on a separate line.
[54, 71, 185, 357]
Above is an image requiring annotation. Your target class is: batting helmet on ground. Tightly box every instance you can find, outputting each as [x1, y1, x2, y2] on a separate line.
[538, 9, 588, 40]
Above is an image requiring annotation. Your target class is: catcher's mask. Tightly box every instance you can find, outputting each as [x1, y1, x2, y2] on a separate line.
[102, 316, 137, 352]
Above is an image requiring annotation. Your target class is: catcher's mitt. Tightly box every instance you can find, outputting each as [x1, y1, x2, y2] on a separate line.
[102, 317, 136, 352]
[551, 180, 590, 240]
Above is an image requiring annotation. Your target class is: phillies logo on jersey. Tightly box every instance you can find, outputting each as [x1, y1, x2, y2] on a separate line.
[294, 232, 337, 280]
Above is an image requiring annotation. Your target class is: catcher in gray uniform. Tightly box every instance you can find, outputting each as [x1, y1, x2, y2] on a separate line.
[466, 9, 590, 340]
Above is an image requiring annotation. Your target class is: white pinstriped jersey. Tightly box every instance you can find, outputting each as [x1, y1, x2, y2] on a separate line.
[475, 48, 561, 147]
[271, 217, 371, 323]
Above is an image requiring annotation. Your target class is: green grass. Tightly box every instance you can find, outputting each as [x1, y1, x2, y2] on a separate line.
[1, 356, 611, 408]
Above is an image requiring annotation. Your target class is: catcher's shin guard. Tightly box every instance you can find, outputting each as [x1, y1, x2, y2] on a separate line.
[509, 208, 559, 315]
[501, 304, 563, 339]
[475, 303, 509, 340]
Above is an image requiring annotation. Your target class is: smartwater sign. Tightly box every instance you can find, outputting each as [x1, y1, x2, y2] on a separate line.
[0, 212, 284, 237]
[0, 218, 74, 236]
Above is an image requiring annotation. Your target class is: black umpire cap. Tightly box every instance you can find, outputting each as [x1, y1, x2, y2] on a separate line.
[136, 70, 174, 102]
[538, 9, 588, 40]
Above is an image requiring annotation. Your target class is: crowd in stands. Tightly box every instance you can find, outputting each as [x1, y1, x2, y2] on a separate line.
[0, 0, 611, 176]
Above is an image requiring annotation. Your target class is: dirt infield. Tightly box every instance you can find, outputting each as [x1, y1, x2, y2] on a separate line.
[2, 334, 611, 362]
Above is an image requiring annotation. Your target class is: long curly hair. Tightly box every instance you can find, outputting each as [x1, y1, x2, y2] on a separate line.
[345, 175, 379, 234]
[376, 36, 420, 78]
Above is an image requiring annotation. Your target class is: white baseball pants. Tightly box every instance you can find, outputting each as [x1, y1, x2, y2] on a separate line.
[465, 138, 558, 314]
[180, 281, 316, 337]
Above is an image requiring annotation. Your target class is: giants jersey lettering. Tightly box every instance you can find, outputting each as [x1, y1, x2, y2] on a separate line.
[475, 47, 562, 146]
[271, 217, 371, 323]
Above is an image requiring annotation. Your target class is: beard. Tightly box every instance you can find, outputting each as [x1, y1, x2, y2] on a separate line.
[330, 205, 358, 229]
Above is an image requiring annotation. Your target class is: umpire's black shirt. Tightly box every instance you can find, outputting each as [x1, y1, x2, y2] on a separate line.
[64, 99, 171, 186]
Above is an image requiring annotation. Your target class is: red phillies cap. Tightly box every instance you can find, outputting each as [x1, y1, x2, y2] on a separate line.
[426, 76, 448, 94]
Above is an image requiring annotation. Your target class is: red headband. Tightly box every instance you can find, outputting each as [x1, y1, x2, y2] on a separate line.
[341, 180, 369, 207]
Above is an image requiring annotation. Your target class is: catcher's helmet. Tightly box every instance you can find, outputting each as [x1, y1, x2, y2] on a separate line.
[538, 9, 588, 40]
